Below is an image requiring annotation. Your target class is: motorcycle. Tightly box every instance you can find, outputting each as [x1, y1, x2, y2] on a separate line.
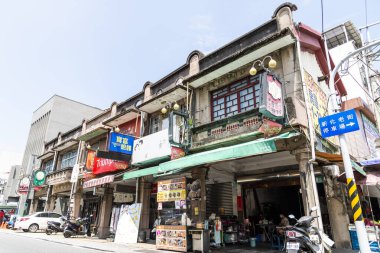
[284, 207, 334, 253]
[63, 215, 92, 238]
[46, 216, 66, 235]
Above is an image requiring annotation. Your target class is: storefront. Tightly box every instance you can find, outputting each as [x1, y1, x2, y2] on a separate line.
[123, 130, 309, 251]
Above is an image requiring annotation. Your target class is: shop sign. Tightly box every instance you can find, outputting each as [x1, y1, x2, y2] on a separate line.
[96, 150, 131, 162]
[86, 150, 96, 171]
[258, 118, 282, 138]
[114, 193, 134, 203]
[157, 177, 186, 202]
[109, 132, 134, 155]
[132, 129, 171, 165]
[70, 164, 80, 183]
[18, 177, 30, 194]
[93, 157, 128, 175]
[259, 73, 284, 119]
[171, 146, 185, 160]
[362, 113, 380, 158]
[33, 170, 46, 186]
[156, 225, 187, 252]
[83, 175, 115, 188]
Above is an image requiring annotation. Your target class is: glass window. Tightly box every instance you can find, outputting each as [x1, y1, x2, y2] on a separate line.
[35, 213, 48, 218]
[44, 159, 54, 174]
[49, 213, 61, 218]
[60, 150, 77, 169]
[150, 116, 160, 134]
[211, 75, 261, 121]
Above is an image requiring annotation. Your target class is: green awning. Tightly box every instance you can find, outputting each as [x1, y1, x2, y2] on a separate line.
[351, 161, 367, 176]
[123, 131, 298, 180]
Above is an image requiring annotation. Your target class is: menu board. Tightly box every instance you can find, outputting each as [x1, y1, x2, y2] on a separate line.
[156, 225, 187, 252]
[157, 177, 186, 202]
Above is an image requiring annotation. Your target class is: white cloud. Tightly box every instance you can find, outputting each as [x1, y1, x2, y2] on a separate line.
[0, 151, 22, 179]
[189, 15, 214, 31]
[189, 15, 219, 52]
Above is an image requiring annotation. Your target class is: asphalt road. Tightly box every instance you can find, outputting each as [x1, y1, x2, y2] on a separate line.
[0, 232, 114, 253]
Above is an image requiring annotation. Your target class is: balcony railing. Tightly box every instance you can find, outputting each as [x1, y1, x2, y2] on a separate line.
[191, 109, 262, 151]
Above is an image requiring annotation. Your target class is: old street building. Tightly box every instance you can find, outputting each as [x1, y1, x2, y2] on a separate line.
[30, 3, 377, 251]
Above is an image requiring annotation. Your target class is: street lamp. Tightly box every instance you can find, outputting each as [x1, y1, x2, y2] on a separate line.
[161, 101, 180, 115]
[249, 56, 277, 76]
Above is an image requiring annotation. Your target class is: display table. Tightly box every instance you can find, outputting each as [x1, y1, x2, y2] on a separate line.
[188, 229, 210, 253]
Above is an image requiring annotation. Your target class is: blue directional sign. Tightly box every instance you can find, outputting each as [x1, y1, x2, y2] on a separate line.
[318, 109, 360, 138]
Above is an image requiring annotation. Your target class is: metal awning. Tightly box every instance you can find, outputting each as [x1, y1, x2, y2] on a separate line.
[77, 127, 109, 141]
[53, 138, 79, 152]
[316, 151, 366, 176]
[123, 131, 299, 180]
[37, 151, 54, 160]
[83, 175, 115, 188]
[187, 34, 295, 88]
[138, 85, 188, 113]
[103, 108, 140, 127]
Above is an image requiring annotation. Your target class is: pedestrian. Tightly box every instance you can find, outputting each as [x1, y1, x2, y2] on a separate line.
[0, 210, 5, 227]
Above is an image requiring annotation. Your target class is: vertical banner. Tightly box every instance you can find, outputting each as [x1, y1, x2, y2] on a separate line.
[114, 203, 142, 244]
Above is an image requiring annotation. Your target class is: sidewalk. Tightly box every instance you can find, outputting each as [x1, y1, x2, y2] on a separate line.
[0, 229, 359, 253]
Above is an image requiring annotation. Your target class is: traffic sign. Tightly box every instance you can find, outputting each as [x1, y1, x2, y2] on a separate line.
[318, 109, 359, 138]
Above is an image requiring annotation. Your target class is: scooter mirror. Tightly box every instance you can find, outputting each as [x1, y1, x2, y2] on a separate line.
[288, 214, 296, 219]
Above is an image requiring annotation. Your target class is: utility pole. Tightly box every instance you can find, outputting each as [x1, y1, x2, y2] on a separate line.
[328, 40, 380, 253]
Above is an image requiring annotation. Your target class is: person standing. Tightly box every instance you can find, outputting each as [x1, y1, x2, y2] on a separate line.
[0, 210, 5, 227]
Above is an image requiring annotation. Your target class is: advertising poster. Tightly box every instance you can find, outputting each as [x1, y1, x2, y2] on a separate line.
[157, 177, 186, 202]
[304, 69, 338, 145]
[114, 203, 142, 244]
[156, 225, 187, 252]
[362, 113, 380, 158]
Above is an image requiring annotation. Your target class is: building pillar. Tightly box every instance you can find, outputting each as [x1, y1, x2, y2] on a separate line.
[97, 187, 113, 239]
[191, 167, 206, 223]
[72, 186, 83, 219]
[323, 166, 351, 249]
[294, 149, 318, 224]
[29, 197, 38, 214]
[138, 177, 152, 237]
[47, 195, 57, 212]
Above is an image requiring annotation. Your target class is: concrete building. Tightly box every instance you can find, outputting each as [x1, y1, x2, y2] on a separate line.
[33, 3, 378, 250]
[324, 22, 380, 160]
[18, 95, 103, 216]
[3, 165, 22, 205]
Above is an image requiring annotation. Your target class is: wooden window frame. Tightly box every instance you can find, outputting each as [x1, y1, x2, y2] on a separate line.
[210, 75, 261, 121]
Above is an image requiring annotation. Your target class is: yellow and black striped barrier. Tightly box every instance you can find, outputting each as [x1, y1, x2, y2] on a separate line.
[347, 178, 363, 222]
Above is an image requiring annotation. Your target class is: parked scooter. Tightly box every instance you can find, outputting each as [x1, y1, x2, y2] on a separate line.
[46, 216, 66, 235]
[284, 207, 334, 253]
[63, 215, 92, 238]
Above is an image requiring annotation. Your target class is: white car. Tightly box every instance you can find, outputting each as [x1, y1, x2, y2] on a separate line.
[15, 212, 62, 232]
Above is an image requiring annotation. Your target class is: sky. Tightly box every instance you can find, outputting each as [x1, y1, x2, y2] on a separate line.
[0, 0, 379, 179]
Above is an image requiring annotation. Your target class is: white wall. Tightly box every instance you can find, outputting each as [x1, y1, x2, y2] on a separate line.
[329, 41, 371, 105]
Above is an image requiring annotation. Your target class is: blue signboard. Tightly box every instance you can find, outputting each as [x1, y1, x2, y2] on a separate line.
[109, 132, 134, 154]
[318, 109, 360, 138]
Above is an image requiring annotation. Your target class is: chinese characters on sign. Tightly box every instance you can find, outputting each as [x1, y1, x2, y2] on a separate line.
[157, 177, 187, 202]
[259, 73, 284, 119]
[318, 109, 360, 138]
[92, 157, 128, 175]
[109, 132, 134, 155]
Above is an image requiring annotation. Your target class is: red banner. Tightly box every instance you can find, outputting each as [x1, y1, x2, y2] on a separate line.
[93, 157, 129, 175]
